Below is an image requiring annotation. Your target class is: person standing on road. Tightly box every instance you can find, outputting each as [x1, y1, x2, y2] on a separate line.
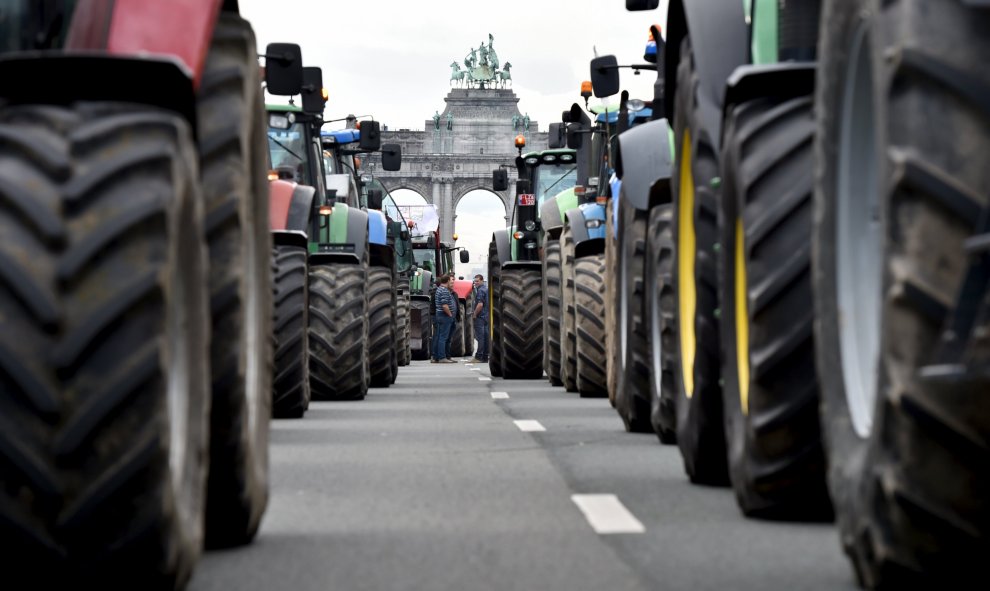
[469, 274, 488, 363]
[432, 275, 457, 363]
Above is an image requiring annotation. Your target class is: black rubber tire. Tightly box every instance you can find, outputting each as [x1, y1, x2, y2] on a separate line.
[450, 304, 466, 358]
[488, 241, 504, 377]
[605, 202, 620, 407]
[463, 298, 475, 358]
[272, 244, 310, 418]
[409, 298, 432, 361]
[197, 14, 273, 548]
[672, 36, 729, 485]
[368, 265, 395, 388]
[0, 104, 210, 588]
[543, 238, 564, 385]
[719, 96, 831, 519]
[575, 254, 608, 397]
[396, 287, 410, 366]
[560, 226, 578, 392]
[615, 194, 653, 433]
[500, 266, 544, 379]
[815, 1, 990, 587]
[646, 204, 677, 444]
[309, 254, 369, 401]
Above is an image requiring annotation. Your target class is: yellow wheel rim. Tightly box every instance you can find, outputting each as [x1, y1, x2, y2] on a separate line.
[677, 131, 697, 398]
[734, 218, 750, 415]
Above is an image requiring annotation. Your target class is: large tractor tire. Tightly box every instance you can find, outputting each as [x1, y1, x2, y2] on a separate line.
[500, 266, 544, 379]
[719, 96, 831, 519]
[575, 254, 608, 397]
[450, 305, 466, 358]
[815, 0, 990, 587]
[309, 255, 369, 401]
[368, 265, 394, 388]
[560, 226, 579, 392]
[463, 299, 475, 359]
[272, 244, 310, 418]
[197, 14, 273, 548]
[0, 104, 210, 588]
[488, 244, 504, 377]
[605, 202, 620, 407]
[646, 204, 677, 443]
[543, 238, 564, 385]
[397, 288, 411, 366]
[409, 299, 432, 361]
[615, 194, 653, 432]
[672, 36, 729, 485]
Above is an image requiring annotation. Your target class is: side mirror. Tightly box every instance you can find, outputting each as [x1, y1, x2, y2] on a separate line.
[566, 122, 582, 150]
[492, 169, 508, 192]
[626, 0, 660, 9]
[459, 250, 470, 264]
[359, 120, 382, 151]
[301, 67, 326, 115]
[264, 43, 304, 96]
[381, 143, 402, 171]
[367, 189, 383, 210]
[590, 55, 620, 98]
[548, 122, 566, 149]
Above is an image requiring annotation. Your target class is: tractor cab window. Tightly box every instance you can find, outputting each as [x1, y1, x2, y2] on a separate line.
[535, 162, 577, 207]
[267, 123, 310, 184]
[414, 249, 436, 273]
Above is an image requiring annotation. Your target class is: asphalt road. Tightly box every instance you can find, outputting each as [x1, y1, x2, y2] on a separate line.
[189, 360, 855, 591]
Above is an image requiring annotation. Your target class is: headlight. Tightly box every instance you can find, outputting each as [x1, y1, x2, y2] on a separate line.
[525, 157, 539, 165]
[559, 154, 574, 162]
[523, 241, 537, 249]
[585, 219, 603, 229]
[268, 114, 290, 129]
[542, 155, 557, 163]
[524, 220, 537, 231]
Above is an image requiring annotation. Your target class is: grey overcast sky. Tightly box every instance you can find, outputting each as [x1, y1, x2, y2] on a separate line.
[241, 0, 668, 132]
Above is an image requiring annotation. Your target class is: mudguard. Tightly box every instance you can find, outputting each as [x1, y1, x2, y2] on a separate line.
[569, 205, 607, 258]
[367, 209, 388, 246]
[0, 55, 197, 128]
[615, 118, 674, 212]
[269, 180, 315, 234]
[310, 203, 368, 265]
[541, 187, 580, 239]
[723, 63, 816, 131]
[492, 229, 512, 266]
[664, 0, 749, 144]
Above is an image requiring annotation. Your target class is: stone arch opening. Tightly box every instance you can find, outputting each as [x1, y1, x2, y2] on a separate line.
[454, 189, 508, 277]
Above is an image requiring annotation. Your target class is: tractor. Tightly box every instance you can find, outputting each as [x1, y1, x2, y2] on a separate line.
[403, 204, 471, 360]
[319, 124, 404, 388]
[0, 0, 287, 587]
[488, 137, 577, 378]
[622, 0, 990, 586]
[266, 76, 401, 400]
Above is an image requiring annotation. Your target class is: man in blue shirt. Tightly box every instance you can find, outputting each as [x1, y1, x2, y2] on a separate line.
[432, 274, 457, 363]
[469, 274, 489, 363]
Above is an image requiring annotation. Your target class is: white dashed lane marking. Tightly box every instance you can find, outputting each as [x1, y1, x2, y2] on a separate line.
[571, 494, 645, 535]
[514, 420, 545, 432]
[478, 377, 491, 382]
[491, 391, 509, 399]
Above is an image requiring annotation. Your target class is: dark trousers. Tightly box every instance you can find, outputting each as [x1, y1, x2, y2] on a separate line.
[474, 317, 488, 361]
[434, 315, 454, 360]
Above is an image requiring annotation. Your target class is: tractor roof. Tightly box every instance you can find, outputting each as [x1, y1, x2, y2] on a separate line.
[321, 129, 361, 144]
[266, 104, 302, 113]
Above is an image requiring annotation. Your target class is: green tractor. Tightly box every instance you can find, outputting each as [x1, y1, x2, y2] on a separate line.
[404, 205, 471, 360]
[624, 0, 990, 586]
[267, 69, 401, 401]
[488, 137, 578, 378]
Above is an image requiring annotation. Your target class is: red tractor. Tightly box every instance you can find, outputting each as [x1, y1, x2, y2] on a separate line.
[0, 1, 297, 587]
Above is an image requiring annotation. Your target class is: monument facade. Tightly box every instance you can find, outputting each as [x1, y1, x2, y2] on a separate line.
[361, 36, 549, 243]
